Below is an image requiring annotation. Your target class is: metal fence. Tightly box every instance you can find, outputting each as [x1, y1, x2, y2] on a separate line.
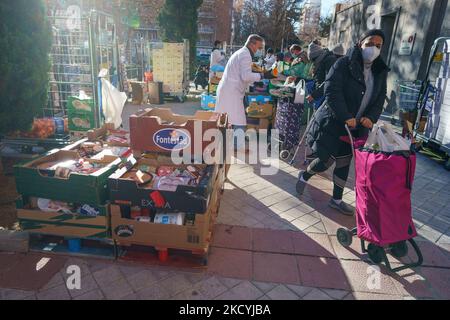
[45, 10, 118, 128]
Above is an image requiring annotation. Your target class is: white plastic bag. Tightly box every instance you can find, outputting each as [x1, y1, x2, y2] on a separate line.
[294, 79, 306, 104]
[365, 122, 411, 152]
[99, 69, 127, 129]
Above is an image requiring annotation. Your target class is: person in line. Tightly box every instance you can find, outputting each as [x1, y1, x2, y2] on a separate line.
[305, 42, 338, 105]
[332, 43, 346, 59]
[264, 48, 276, 68]
[287, 45, 314, 82]
[297, 29, 390, 215]
[210, 40, 225, 69]
[215, 34, 269, 151]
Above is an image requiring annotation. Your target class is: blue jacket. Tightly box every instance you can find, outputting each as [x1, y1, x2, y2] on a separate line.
[306, 45, 390, 155]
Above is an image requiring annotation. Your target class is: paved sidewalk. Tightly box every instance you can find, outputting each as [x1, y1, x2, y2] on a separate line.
[1, 151, 449, 300]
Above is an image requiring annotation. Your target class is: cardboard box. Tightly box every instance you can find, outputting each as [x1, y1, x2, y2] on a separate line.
[108, 155, 219, 213]
[14, 150, 122, 206]
[87, 123, 130, 148]
[246, 103, 274, 119]
[110, 167, 223, 251]
[16, 196, 110, 239]
[129, 108, 228, 158]
[246, 117, 270, 130]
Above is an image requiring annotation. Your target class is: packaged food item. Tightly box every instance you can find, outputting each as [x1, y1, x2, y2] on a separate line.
[37, 198, 73, 214]
[157, 166, 174, 177]
[154, 213, 185, 225]
[79, 204, 100, 216]
[154, 176, 191, 191]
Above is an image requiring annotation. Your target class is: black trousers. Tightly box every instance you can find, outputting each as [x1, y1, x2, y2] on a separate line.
[303, 140, 353, 200]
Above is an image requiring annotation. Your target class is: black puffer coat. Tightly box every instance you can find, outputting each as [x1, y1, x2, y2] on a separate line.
[306, 45, 390, 156]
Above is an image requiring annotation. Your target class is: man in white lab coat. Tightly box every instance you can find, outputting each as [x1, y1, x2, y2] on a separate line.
[215, 34, 266, 150]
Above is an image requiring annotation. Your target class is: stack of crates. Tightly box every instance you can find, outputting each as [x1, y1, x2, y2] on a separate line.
[108, 108, 228, 263]
[13, 124, 130, 244]
[14, 149, 122, 240]
[67, 96, 97, 133]
[152, 42, 189, 95]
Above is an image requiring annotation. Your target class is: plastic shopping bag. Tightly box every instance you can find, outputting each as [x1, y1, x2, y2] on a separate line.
[99, 69, 127, 129]
[364, 123, 411, 152]
[294, 79, 306, 104]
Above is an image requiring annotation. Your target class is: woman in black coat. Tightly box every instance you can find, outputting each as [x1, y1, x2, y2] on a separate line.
[296, 29, 390, 215]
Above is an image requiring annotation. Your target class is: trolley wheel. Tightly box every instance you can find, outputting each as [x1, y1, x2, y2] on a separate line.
[445, 158, 450, 171]
[337, 228, 353, 247]
[367, 244, 384, 264]
[390, 241, 408, 258]
[280, 150, 290, 160]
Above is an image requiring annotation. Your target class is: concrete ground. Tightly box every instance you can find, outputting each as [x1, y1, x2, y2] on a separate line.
[1, 100, 449, 300]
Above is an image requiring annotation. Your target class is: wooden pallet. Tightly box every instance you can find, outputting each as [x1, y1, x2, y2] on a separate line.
[28, 233, 118, 260]
[117, 240, 211, 267]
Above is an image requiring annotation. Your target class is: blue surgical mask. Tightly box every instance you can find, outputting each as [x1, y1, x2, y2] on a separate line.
[255, 49, 264, 58]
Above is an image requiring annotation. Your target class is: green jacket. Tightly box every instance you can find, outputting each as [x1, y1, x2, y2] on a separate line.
[287, 61, 314, 80]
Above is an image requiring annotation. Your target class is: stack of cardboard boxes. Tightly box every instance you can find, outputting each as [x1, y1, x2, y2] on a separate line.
[108, 108, 228, 260]
[152, 42, 189, 95]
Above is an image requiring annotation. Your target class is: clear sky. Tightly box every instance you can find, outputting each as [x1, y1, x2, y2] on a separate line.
[320, 0, 342, 17]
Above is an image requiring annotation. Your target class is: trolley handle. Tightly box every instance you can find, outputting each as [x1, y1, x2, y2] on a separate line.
[345, 124, 356, 156]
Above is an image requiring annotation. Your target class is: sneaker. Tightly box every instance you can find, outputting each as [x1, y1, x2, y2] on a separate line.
[296, 170, 307, 195]
[329, 199, 355, 216]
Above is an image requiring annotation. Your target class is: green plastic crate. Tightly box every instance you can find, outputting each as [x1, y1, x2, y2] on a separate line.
[67, 96, 95, 115]
[16, 196, 111, 239]
[68, 111, 96, 132]
[14, 149, 122, 207]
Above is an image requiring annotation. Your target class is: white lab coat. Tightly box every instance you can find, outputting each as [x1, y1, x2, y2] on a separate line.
[215, 47, 261, 126]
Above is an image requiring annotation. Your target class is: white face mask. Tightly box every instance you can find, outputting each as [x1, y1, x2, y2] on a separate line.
[362, 46, 381, 63]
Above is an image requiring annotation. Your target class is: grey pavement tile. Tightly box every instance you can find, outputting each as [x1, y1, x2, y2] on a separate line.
[126, 269, 160, 292]
[171, 289, 208, 300]
[136, 283, 171, 300]
[74, 289, 105, 300]
[302, 288, 333, 300]
[100, 277, 134, 300]
[68, 274, 99, 299]
[321, 288, 350, 300]
[266, 285, 300, 300]
[193, 276, 228, 299]
[0, 288, 36, 300]
[36, 284, 71, 300]
[217, 277, 243, 289]
[285, 285, 314, 298]
[215, 281, 264, 300]
[158, 273, 196, 297]
[42, 272, 65, 291]
[92, 266, 123, 288]
[251, 281, 277, 294]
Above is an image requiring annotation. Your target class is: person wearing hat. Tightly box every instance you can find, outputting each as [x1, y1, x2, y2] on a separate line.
[297, 29, 390, 215]
[332, 43, 346, 58]
[306, 42, 338, 105]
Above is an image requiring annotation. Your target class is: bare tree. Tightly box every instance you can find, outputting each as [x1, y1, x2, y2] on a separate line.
[233, 0, 303, 51]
